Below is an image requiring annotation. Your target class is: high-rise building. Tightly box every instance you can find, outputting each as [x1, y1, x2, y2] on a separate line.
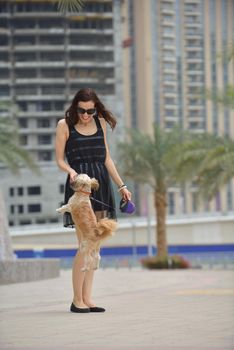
[122, 0, 234, 216]
[0, 0, 125, 226]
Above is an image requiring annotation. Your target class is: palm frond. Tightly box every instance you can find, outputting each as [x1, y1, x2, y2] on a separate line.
[118, 123, 187, 192]
[0, 110, 39, 175]
[204, 85, 234, 110]
[57, 0, 84, 13]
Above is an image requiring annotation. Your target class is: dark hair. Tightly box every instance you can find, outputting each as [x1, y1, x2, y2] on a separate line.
[65, 88, 117, 130]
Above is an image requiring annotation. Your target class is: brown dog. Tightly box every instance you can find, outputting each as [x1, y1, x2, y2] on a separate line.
[56, 173, 117, 271]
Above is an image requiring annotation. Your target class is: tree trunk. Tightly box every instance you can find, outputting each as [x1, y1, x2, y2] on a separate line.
[0, 189, 14, 261]
[154, 190, 168, 257]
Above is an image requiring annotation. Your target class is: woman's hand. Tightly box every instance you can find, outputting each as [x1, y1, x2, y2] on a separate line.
[119, 187, 132, 201]
[69, 169, 78, 183]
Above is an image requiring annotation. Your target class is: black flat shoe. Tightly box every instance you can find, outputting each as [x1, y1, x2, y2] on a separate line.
[70, 302, 90, 313]
[90, 306, 105, 312]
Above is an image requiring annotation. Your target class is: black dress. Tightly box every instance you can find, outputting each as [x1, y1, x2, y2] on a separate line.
[63, 115, 116, 228]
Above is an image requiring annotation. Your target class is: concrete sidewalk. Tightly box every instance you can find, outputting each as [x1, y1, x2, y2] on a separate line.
[0, 267, 233, 350]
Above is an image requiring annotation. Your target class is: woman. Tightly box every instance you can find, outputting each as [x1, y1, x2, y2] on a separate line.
[55, 88, 131, 313]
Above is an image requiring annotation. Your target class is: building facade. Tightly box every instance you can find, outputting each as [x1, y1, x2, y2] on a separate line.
[122, 0, 234, 216]
[0, 0, 125, 225]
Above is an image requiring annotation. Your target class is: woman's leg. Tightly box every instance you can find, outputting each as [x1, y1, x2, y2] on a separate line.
[82, 210, 106, 307]
[72, 250, 88, 308]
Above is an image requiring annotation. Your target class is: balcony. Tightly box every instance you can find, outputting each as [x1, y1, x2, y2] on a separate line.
[0, 28, 10, 34]
[0, 45, 10, 51]
[12, 12, 63, 18]
[163, 80, 177, 86]
[187, 105, 204, 110]
[161, 8, 174, 15]
[186, 47, 203, 52]
[68, 44, 113, 51]
[162, 56, 176, 62]
[18, 111, 61, 117]
[14, 61, 66, 68]
[68, 28, 113, 35]
[16, 94, 66, 101]
[187, 71, 203, 76]
[19, 128, 55, 135]
[0, 79, 10, 85]
[185, 33, 202, 39]
[185, 22, 202, 28]
[14, 28, 65, 35]
[163, 91, 177, 97]
[187, 83, 203, 90]
[14, 45, 65, 52]
[0, 62, 10, 68]
[15, 78, 65, 85]
[186, 57, 203, 62]
[68, 61, 114, 68]
[187, 115, 204, 121]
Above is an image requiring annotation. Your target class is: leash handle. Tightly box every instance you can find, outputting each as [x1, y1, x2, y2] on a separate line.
[90, 196, 115, 211]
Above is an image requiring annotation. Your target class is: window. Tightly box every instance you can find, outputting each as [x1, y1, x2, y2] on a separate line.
[0, 68, 9, 78]
[28, 186, 41, 195]
[37, 119, 50, 128]
[18, 205, 24, 214]
[15, 69, 36, 79]
[18, 187, 24, 196]
[164, 98, 175, 105]
[38, 151, 52, 161]
[19, 135, 28, 146]
[165, 109, 175, 117]
[168, 193, 175, 215]
[59, 184, 65, 193]
[49, 218, 59, 223]
[165, 121, 175, 129]
[20, 219, 31, 225]
[14, 35, 35, 46]
[28, 204, 41, 213]
[192, 192, 198, 212]
[10, 205, 15, 214]
[18, 118, 28, 128]
[9, 188, 14, 196]
[15, 52, 37, 62]
[38, 135, 51, 145]
[36, 219, 46, 224]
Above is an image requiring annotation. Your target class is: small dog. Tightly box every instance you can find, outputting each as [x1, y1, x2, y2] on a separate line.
[56, 173, 117, 271]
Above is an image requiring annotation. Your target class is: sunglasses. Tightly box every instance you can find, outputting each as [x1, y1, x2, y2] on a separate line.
[77, 107, 96, 115]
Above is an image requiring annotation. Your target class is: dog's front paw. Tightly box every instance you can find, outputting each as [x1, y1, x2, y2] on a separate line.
[56, 204, 70, 214]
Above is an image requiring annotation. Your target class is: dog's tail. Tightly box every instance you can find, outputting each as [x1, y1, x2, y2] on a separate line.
[96, 219, 117, 240]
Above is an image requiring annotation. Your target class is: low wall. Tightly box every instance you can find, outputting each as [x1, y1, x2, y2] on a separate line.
[0, 259, 60, 285]
[10, 214, 234, 250]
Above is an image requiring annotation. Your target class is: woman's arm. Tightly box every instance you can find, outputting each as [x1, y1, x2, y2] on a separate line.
[55, 119, 78, 182]
[99, 118, 131, 201]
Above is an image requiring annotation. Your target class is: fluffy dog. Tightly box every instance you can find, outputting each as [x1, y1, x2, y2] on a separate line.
[56, 173, 117, 271]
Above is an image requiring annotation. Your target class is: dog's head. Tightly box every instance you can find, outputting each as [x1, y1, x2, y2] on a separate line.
[70, 173, 99, 193]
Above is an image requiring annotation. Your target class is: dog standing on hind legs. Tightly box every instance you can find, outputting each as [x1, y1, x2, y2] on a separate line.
[56, 173, 117, 271]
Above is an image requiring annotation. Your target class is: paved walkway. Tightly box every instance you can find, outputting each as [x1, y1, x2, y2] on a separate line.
[0, 267, 234, 350]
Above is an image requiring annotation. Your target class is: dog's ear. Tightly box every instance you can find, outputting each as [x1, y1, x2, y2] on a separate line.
[91, 178, 99, 191]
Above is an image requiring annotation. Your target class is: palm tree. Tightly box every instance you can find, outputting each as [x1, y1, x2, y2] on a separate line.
[173, 132, 234, 201]
[204, 43, 234, 110]
[186, 44, 234, 200]
[0, 109, 39, 261]
[118, 124, 187, 258]
[0, 116, 38, 174]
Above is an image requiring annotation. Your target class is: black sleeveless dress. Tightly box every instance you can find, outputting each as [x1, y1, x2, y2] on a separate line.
[63, 115, 116, 228]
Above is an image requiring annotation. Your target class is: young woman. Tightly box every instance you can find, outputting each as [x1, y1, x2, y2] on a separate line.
[55, 88, 131, 313]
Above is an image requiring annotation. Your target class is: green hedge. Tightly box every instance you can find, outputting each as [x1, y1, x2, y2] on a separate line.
[140, 255, 191, 269]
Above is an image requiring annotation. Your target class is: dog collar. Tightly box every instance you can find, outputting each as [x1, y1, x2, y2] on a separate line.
[78, 190, 91, 196]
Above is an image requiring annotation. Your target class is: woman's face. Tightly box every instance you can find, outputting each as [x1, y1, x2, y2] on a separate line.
[77, 100, 96, 125]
